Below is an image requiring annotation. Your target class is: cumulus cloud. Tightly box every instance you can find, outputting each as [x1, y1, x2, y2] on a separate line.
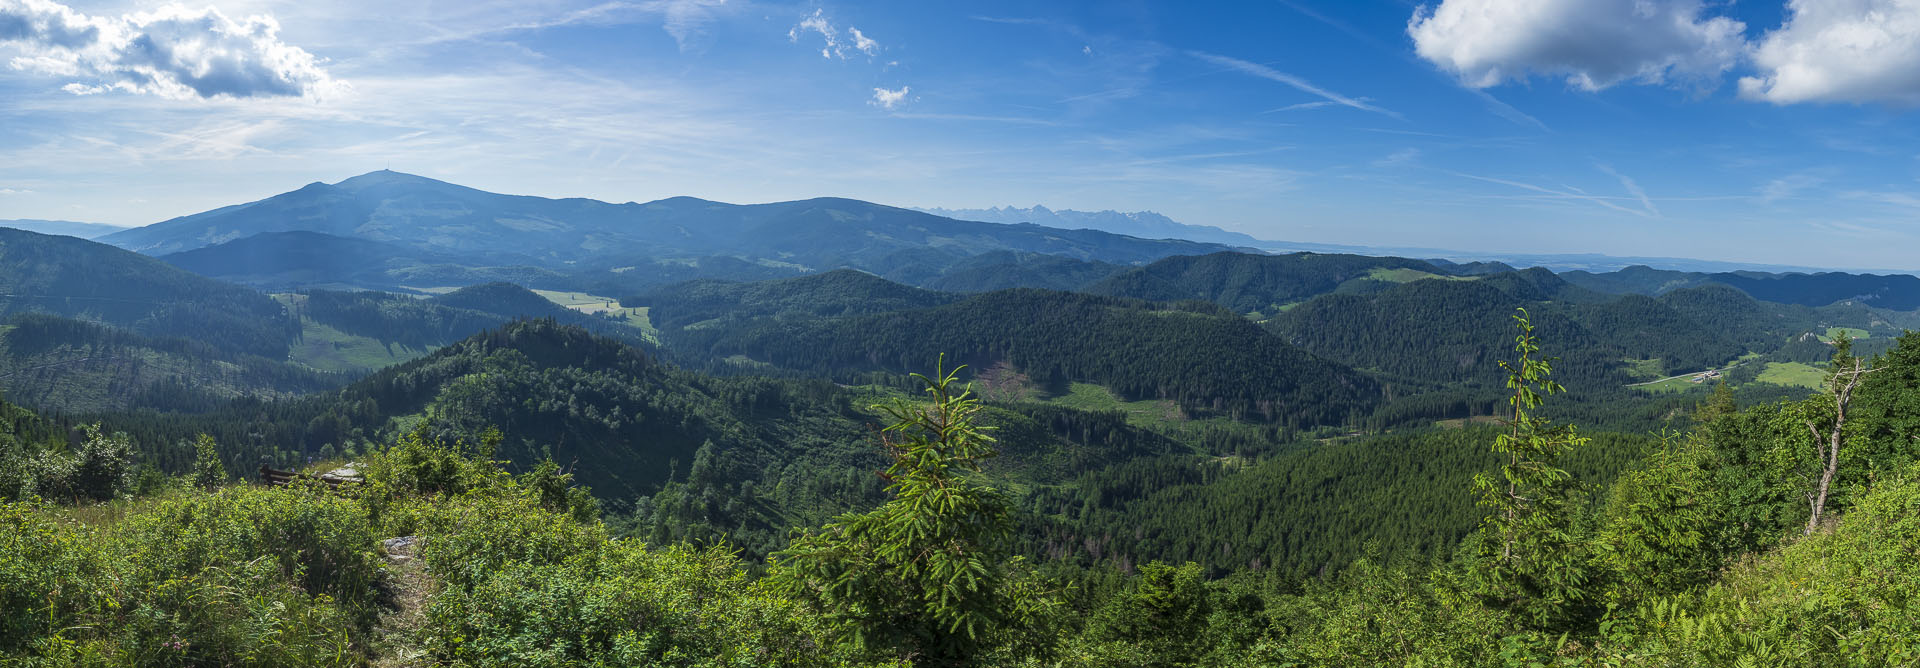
[1408, 0, 1745, 91]
[788, 9, 878, 59]
[849, 27, 877, 56]
[0, 0, 340, 100]
[1740, 0, 1920, 104]
[870, 86, 908, 110]
[0, 188, 31, 195]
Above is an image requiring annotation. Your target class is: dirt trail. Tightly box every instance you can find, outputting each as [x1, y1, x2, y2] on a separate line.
[371, 536, 430, 667]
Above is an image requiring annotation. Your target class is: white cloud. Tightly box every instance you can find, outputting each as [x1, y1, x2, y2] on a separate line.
[848, 26, 877, 56]
[0, 187, 31, 194]
[1407, 0, 1745, 91]
[870, 86, 908, 110]
[789, 9, 878, 60]
[1262, 100, 1339, 113]
[1189, 51, 1400, 118]
[1740, 0, 1920, 105]
[0, 0, 342, 100]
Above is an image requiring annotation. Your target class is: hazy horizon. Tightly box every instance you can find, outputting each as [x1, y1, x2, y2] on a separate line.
[6, 1, 1920, 270]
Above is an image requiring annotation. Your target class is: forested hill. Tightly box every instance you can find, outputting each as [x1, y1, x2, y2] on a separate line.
[102, 319, 869, 499]
[0, 227, 294, 359]
[1084, 251, 1449, 314]
[1563, 263, 1920, 309]
[674, 288, 1379, 425]
[628, 269, 958, 331]
[0, 314, 339, 414]
[158, 231, 567, 292]
[1267, 278, 1622, 387]
[293, 282, 650, 352]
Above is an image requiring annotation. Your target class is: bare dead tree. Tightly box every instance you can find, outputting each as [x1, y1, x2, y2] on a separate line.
[1804, 354, 1871, 535]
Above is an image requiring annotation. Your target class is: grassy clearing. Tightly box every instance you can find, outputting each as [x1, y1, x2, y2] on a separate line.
[531, 289, 660, 342]
[398, 285, 459, 295]
[1633, 375, 1708, 394]
[1434, 415, 1503, 430]
[1045, 383, 1187, 427]
[292, 320, 434, 373]
[1825, 327, 1870, 342]
[1366, 267, 1475, 283]
[532, 289, 623, 311]
[1622, 358, 1665, 382]
[1759, 361, 1827, 389]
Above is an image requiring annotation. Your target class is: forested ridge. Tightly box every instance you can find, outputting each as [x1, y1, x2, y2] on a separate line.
[16, 223, 1920, 666]
[675, 288, 1380, 425]
[12, 310, 1920, 665]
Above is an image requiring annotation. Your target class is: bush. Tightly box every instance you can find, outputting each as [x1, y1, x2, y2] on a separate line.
[114, 485, 383, 618]
[0, 501, 111, 653]
[416, 492, 845, 666]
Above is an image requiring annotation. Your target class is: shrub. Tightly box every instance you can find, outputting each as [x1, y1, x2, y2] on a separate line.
[113, 485, 383, 618]
[0, 501, 111, 653]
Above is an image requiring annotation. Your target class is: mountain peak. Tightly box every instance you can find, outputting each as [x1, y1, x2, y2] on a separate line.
[333, 169, 455, 191]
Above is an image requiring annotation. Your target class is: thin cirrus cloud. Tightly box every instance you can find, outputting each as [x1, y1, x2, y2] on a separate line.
[1407, 0, 1745, 91]
[0, 0, 342, 100]
[1189, 51, 1401, 119]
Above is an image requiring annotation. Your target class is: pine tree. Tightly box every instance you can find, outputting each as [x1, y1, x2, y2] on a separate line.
[1465, 309, 1592, 631]
[769, 356, 1035, 664]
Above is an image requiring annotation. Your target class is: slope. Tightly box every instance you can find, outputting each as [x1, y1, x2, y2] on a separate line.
[0, 227, 293, 359]
[1083, 252, 1449, 315]
[679, 288, 1379, 426]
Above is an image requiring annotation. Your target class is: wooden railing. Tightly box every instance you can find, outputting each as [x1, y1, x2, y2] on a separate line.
[257, 465, 361, 493]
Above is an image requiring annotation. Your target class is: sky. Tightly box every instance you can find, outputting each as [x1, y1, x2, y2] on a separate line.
[4, 0, 1920, 270]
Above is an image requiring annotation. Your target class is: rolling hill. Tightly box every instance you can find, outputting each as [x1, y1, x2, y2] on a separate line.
[1563, 264, 1920, 309]
[672, 288, 1380, 426]
[0, 227, 295, 359]
[1084, 252, 1456, 315]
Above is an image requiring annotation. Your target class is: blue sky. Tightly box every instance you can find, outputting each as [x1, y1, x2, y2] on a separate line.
[4, 0, 1920, 270]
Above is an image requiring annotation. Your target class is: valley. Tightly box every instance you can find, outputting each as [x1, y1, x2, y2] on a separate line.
[5, 172, 1920, 666]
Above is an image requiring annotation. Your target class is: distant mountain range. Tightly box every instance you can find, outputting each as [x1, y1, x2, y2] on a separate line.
[0, 219, 128, 239]
[915, 205, 1266, 247]
[101, 170, 1236, 293]
[916, 206, 1891, 275]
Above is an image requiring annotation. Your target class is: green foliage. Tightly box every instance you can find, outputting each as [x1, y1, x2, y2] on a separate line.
[0, 501, 111, 654]
[190, 434, 224, 490]
[1463, 309, 1594, 632]
[771, 359, 1052, 665]
[2, 487, 377, 665]
[1589, 432, 1723, 610]
[1079, 562, 1214, 665]
[407, 461, 853, 667]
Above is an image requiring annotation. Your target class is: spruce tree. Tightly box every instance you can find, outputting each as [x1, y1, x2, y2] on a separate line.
[1465, 308, 1592, 631]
